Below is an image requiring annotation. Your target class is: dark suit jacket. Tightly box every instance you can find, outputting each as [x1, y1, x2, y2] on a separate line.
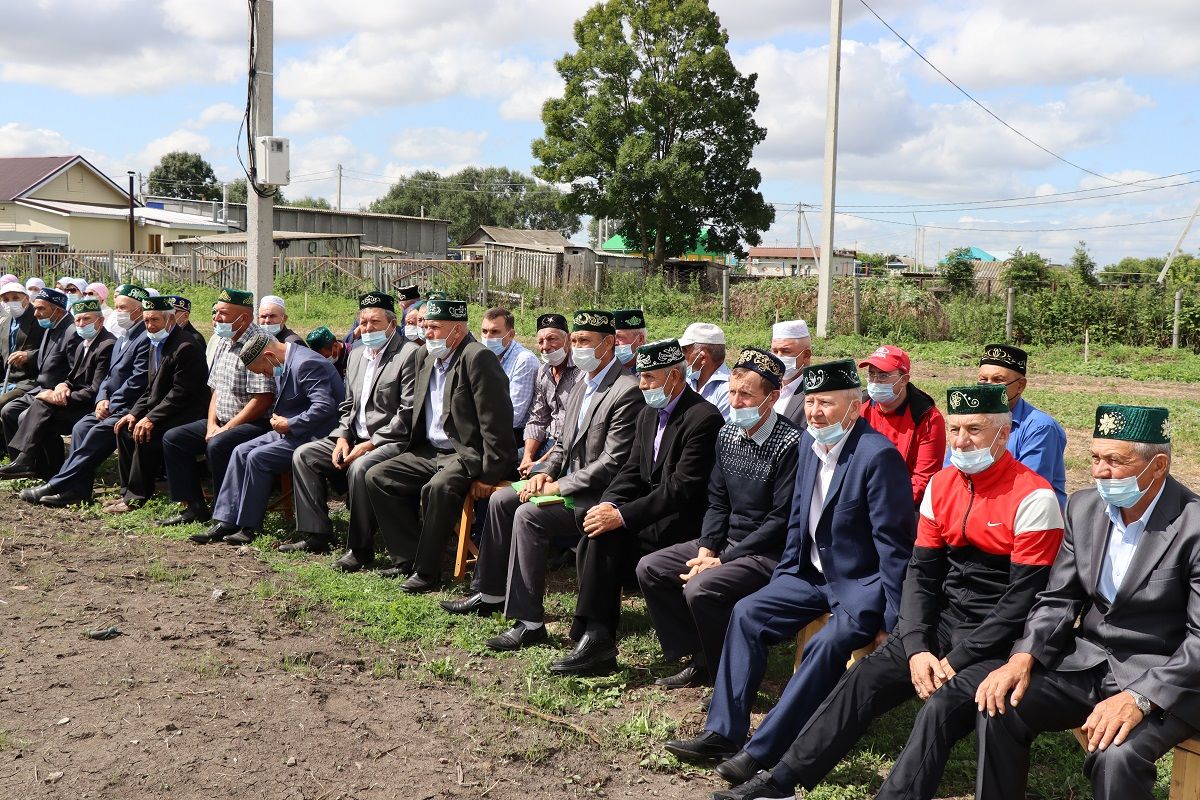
[32, 313, 78, 391]
[97, 321, 150, 415]
[2, 305, 46, 389]
[409, 335, 515, 485]
[780, 384, 807, 429]
[1014, 477, 1200, 727]
[776, 417, 915, 632]
[330, 334, 417, 448]
[128, 326, 210, 426]
[177, 322, 206, 352]
[61, 329, 117, 409]
[272, 344, 344, 442]
[601, 386, 724, 548]
[535, 358, 644, 512]
[276, 326, 306, 347]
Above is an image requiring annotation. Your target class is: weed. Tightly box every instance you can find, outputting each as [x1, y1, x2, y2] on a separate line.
[191, 652, 231, 680]
[427, 655, 462, 683]
[279, 653, 313, 675]
[142, 560, 195, 584]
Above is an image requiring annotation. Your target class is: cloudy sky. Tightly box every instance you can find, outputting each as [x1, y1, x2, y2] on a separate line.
[2, 0, 1197, 266]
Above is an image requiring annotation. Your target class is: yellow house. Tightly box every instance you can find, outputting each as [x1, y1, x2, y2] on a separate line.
[0, 155, 226, 252]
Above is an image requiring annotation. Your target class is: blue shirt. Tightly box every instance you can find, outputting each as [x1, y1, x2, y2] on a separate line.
[1098, 482, 1166, 602]
[689, 363, 731, 421]
[497, 340, 540, 429]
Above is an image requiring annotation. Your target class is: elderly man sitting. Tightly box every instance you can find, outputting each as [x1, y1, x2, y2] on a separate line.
[768, 319, 812, 428]
[613, 308, 648, 373]
[0, 279, 46, 413]
[258, 294, 305, 346]
[305, 326, 349, 379]
[680, 322, 730, 420]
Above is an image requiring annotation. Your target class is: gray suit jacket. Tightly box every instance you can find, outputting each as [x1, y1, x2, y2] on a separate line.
[534, 358, 644, 512]
[1014, 476, 1200, 727]
[330, 334, 417, 447]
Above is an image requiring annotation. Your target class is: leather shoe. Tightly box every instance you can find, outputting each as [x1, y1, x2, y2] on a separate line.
[440, 593, 503, 616]
[225, 529, 256, 545]
[156, 505, 211, 526]
[38, 491, 92, 508]
[400, 572, 440, 594]
[712, 772, 792, 800]
[378, 562, 413, 579]
[548, 632, 618, 676]
[0, 459, 36, 479]
[664, 730, 740, 764]
[716, 750, 765, 786]
[189, 522, 236, 544]
[279, 537, 331, 554]
[19, 485, 54, 503]
[655, 658, 711, 689]
[485, 623, 549, 652]
[332, 551, 369, 572]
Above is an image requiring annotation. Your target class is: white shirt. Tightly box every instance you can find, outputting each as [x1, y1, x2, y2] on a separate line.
[425, 348, 457, 450]
[576, 356, 620, 435]
[806, 429, 852, 573]
[775, 377, 802, 416]
[355, 343, 385, 440]
[1098, 482, 1166, 602]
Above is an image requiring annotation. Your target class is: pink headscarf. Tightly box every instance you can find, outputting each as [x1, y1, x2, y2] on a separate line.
[87, 282, 110, 303]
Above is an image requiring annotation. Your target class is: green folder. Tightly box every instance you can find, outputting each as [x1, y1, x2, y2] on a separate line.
[509, 479, 575, 510]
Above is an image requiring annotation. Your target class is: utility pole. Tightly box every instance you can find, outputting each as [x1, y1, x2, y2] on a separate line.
[137, 172, 145, 202]
[127, 171, 136, 252]
[246, 0, 275, 299]
[795, 204, 803, 277]
[815, 0, 844, 338]
[221, 181, 229, 224]
[1157, 195, 1200, 284]
[336, 163, 343, 211]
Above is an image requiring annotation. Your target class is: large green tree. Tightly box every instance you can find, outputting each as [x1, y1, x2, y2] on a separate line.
[1101, 255, 1163, 285]
[942, 246, 977, 294]
[1002, 247, 1050, 291]
[532, 0, 775, 268]
[147, 151, 222, 201]
[1069, 240, 1099, 287]
[369, 166, 580, 245]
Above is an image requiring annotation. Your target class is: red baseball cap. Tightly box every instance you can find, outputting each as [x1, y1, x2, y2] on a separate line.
[858, 345, 910, 374]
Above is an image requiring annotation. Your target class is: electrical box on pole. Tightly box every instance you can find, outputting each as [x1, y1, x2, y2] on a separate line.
[254, 137, 290, 186]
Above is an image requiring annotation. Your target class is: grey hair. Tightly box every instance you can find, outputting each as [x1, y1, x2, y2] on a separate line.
[1132, 441, 1172, 465]
[383, 310, 397, 323]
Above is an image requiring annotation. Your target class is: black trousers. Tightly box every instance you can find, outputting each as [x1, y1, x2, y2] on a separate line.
[976, 663, 1197, 800]
[363, 442, 472, 575]
[116, 417, 200, 503]
[161, 417, 272, 506]
[771, 628, 1000, 800]
[569, 526, 654, 641]
[2, 394, 85, 479]
[291, 437, 402, 554]
[635, 538, 776, 669]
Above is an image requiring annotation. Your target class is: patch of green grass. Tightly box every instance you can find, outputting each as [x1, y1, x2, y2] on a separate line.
[279, 653, 314, 675]
[142, 560, 195, 584]
[191, 651, 231, 680]
[426, 654, 463, 683]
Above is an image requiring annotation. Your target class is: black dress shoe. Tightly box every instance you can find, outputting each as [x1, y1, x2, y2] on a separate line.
[716, 750, 765, 786]
[485, 623, 549, 652]
[225, 529, 256, 545]
[0, 459, 36, 479]
[332, 551, 368, 572]
[189, 522, 236, 544]
[664, 730, 740, 763]
[155, 505, 211, 527]
[278, 536, 331, 554]
[400, 572, 440, 594]
[712, 772, 792, 800]
[38, 491, 92, 508]
[19, 485, 53, 503]
[656, 658, 711, 689]
[378, 562, 413, 579]
[440, 593, 504, 616]
[548, 632, 619, 676]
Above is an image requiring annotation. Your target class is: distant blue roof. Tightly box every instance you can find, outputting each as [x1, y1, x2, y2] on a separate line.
[940, 246, 996, 264]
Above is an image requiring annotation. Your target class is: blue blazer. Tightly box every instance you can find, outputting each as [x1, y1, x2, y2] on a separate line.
[776, 417, 915, 632]
[272, 343, 345, 442]
[97, 321, 149, 415]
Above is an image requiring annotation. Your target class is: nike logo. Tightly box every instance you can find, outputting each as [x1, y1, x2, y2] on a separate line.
[986, 521, 1003, 527]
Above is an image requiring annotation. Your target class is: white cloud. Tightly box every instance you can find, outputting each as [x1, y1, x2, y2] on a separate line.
[188, 102, 245, 129]
[0, 122, 74, 157]
[134, 130, 213, 174]
[391, 129, 488, 164]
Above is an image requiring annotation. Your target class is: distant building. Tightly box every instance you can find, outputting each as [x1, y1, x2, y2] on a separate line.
[744, 246, 858, 276]
[0, 156, 225, 251]
[600, 229, 731, 266]
[166, 231, 362, 259]
[458, 225, 573, 254]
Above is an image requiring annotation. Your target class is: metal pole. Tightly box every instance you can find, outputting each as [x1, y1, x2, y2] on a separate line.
[721, 267, 730, 323]
[593, 260, 603, 306]
[336, 163, 343, 211]
[127, 172, 136, 252]
[246, 0, 275, 300]
[221, 181, 229, 224]
[795, 204, 802, 277]
[1005, 287, 1015, 342]
[1158, 196, 1200, 284]
[1173, 289, 1184, 349]
[801, 206, 819, 277]
[815, 0, 843, 338]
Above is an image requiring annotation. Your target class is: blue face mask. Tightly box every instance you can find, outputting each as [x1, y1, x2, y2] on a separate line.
[730, 398, 768, 430]
[867, 381, 897, 405]
[75, 322, 98, 340]
[950, 429, 1002, 475]
[214, 321, 235, 339]
[809, 405, 853, 447]
[1096, 461, 1153, 508]
[641, 373, 676, 409]
[38, 317, 54, 329]
[614, 344, 634, 365]
[483, 337, 506, 355]
[262, 323, 282, 336]
[361, 329, 389, 350]
[685, 355, 702, 381]
[426, 337, 451, 359]
[147, 328, 169, 343]
[271, 358, 285, 379]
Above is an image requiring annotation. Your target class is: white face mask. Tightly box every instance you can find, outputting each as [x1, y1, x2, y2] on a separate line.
[404, 324, 422, 341]
[541, 347, 567, 367]
[4, 300, 25, 316]
[114, 311, 132, 329]
[777, 354, 799, 380]
[426, 337, 451, 359]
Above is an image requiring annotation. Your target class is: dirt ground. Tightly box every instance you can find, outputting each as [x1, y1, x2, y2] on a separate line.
[0, 504, 718, 800]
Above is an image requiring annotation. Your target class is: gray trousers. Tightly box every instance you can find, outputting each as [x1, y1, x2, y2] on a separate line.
[472, 485, 578, 623]
[291, 437, 402, 554]
[636, 538, 777, 668]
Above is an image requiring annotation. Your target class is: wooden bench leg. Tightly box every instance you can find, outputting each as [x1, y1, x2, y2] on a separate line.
[266, 472, 295, 521]
[794, 612, 877, 672]
[453, 498, 480, 581]
[1169, 737, 1200, 800]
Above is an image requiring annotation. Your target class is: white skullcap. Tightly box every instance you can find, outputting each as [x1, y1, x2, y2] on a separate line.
[145, 287, 161, 297]
[57, 275, 74, 287]
[772, 319, 810, 340]
[678, 322, 725, 346]
[0, 273, 17, 284]
[69, 278, 88, 293]
[260, 294, 286, 311]
[25, 277, 45, 290]
[1, 281, 27, 296]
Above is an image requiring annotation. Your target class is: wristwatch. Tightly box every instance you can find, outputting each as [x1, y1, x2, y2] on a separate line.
[1127, 690, 1152, 714]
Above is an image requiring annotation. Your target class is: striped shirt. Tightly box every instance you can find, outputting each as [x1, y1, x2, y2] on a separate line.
[207, 322, 276, 425]
[497, 340, 540, 429]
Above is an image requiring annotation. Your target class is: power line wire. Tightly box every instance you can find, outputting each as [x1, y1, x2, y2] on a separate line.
[837, 210, 1191, 233]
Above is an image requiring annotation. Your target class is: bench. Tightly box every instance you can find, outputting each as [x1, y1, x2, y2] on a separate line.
[1070, 727, 1200, 799]
[453, 483, 508, 580]
[793, 613, 877, 672]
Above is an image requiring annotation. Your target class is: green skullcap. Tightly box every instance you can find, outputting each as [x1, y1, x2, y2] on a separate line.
[801, 359, 861, 394]
[117, 284, 149, 302]
[1094, 404, 1171, 444]
[946, 384, 1010, 415]
[634, 339, 685, 373]
[424, 298, 468, 321]
[142, 296, 174, 312]
[218, 287, 255, 307]
[305, 326, 336, 349]
[613, 308, 646, 330]
[71, 298, 102, 315]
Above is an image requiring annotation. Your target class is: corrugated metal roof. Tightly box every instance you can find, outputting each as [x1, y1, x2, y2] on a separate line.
[0, 156, 77, 201]
[462, 225, 573, 248]
[168, 230, 363, 244]
[18, 199, 226, 229]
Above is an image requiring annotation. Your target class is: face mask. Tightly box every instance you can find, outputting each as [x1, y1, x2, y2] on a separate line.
[685, 355, 703, 381]
[809, 405, 853, 447]
[426, 338, 451, 359]
[270, 358, 285, 379]
[361, 329, 389, 350]
[867, 381, 898, 405]
[483, 337, 506, 355]
[572, 343, 606, 373]
[38, 317, 54, 329]
[147, 328, 169, 343]
[4, 301, 25, 315]
[115, 311, 132, 329]
[404, 324, 421, 341]
[1096, 461, 1153, 508]
[730, 398, 769, 430]
[262, 323, 282, 336]
[950, 428, 1002, 475]
[214, 321, 235, 339]
[642, 374, 675, 409]
[541, 347, 566, 367]
[777, 354, 799, 380]
[75, 323, 98, 340]
[614, 344, 634, 365]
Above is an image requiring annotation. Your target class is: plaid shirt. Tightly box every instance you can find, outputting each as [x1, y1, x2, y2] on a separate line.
[498, 340, 541, 429]
[522, 357, 581, 443]
[207, 322, 276, 425]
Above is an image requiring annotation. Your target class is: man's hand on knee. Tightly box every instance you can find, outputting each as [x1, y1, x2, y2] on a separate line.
[1084, 692, 1146, 752]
